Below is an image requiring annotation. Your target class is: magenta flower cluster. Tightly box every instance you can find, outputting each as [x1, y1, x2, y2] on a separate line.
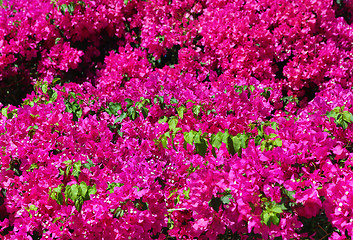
[1, 0, 353, 239]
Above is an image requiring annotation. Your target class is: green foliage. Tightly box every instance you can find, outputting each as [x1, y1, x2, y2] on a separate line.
[105, 102, 122, 116]
[58, 160, 82, 181]
[260, 87, 273, 99]
[1, 106, 17, 119]
[64, 92, 83, 121]
[27, 124, 39, 138]
[234, 84, 255, 98]
[261, 201, 286, 227]
[25, 204, 38, 218]
[82, 159, 95, 171]
[192, 105, 201, 117]
[59, 2, 76, 15]
[209, 192, 233, 213]
[49, 184, 64, 205]
[327, 106, 353, 130]
[26, 163, 39, 172]
[64, 182, 97, 212]
[111, 207, 125, 219]
[253, 121, 282, 151]
[22, 81, 58, 107]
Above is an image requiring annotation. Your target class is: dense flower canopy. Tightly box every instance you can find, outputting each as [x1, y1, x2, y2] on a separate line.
[1, 0, 353, 239]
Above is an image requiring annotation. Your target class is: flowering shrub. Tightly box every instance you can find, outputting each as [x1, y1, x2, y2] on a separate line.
[2, 0, 353, 239]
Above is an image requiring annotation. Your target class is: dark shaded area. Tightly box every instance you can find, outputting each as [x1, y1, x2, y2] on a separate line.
[148, 45, 181, 69]
[298, 212, 336, 239]
[30, 231, 42, 240]
[273, 56, 292, 80]
[300, 82, 319, 103]
[8, 158, 22, 177]
[0, 188, 11, 237]
[0, 226, 13, 237]
[333, 0, 353, 25]
[0, 77, 33, 107]
[0, 51, 41, 106]
[63, 28, 122, 86]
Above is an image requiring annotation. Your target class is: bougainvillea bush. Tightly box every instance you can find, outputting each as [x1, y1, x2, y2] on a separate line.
[2, 0, 353, 239]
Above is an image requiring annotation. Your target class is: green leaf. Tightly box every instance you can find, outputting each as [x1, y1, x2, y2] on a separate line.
[69, 184, 79, 202]
[220, 194, 232, 205]
[221, 130, 229, 143]
[72, 161, 81, 179]
[55, 37, 61, 44]
[83, 159, 95, 170]
[170, 97, 178, 104]
[271, 205, 284, 214]
[174, 194, 180, 205]
[158, 116, 168, 124]
[1, 107, 8, 118]
[192, 105, 201, 117]
[261, 211, 270, 225]
[193, 131, 202, 144]
[168, 118, 178, 131]
[125, 98, 133, 109]
[75, 196, 84, 212]
[225, 136, 236, 155]
[112, 207, 124, 219]
[67, 2, 75, 15]
[239, 134, 249, 149]
[183, 187, 190, 199]
[273, 138, 282, 147]
[177, 106, 186, 119]
[156, 96, 165, 109]
[49, 90, 58, 102]
[64, 184, 71, 203]
[41, 83, 48, 94]
[269, 215, 280, 225]
[76, 107, 82, 119]
[283, 189, 295, 200]
[107, 102, 122, 116]
[271, 122, 278, 130]
[260, 141, 266, 152]
[326, 111, 337, 119]
[343, 111, 353, 123]
[141, 107, 149, 119]
[80, 182, 88, 199]
[26, 163, 39, 172]
[127, 107, 138, 120]
[88, 184, 96, 197]
[115, 112, 127, 123]
[195, 137, 207, 157]
[268, 133, 278, 139]
[210, 132, 223, 149]
[231, 136, 240, 153]
[161, 135, 169, 149]
[60, 4, 68, 15]
[255, 135, 262, 146]
[342, 121, 348, 129]
[257, 125, 264, 137]
[57, 192, 63, 205]
[50, 184, 64, 205]
[184, 131, 194, 145]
